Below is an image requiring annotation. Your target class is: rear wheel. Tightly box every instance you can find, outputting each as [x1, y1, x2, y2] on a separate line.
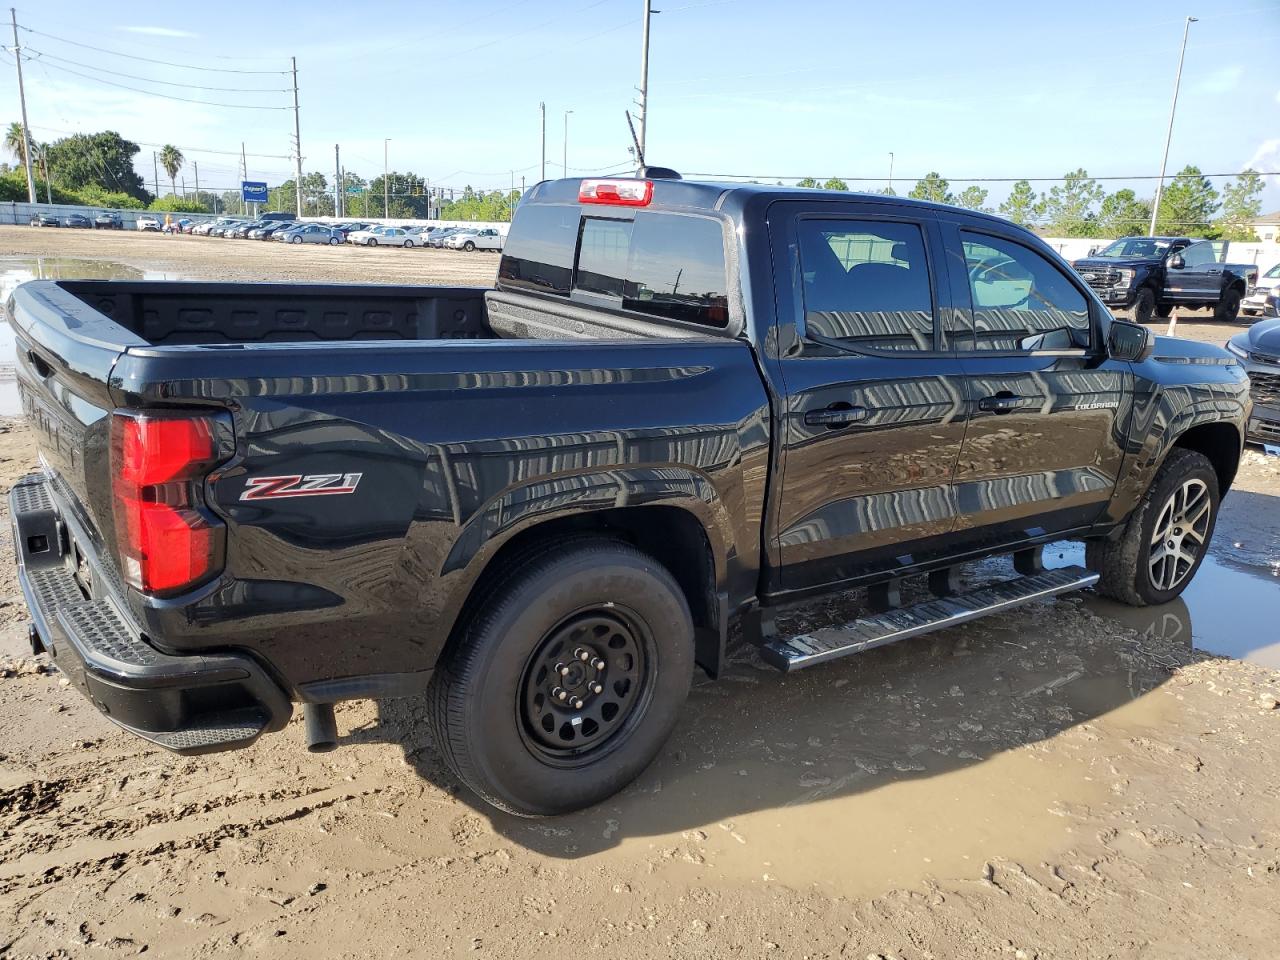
[1215, 289, 1242, 323]
[428, 539, 694, 816]
[1087, 448, 1219, 606]
[1132, 286, 1156, 325]
[328, 236, 339, 245]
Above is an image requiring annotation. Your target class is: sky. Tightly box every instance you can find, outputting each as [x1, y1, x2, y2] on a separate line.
[1, 0, 1277, 213]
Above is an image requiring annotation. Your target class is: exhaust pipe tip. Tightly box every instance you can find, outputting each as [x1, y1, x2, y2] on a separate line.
[303, 702, 338, 753]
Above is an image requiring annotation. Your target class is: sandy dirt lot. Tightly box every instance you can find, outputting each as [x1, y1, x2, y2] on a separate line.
[0, 226, 1278, 959]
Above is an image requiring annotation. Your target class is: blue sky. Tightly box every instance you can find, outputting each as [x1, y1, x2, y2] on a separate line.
[3, 0, 1277, 211]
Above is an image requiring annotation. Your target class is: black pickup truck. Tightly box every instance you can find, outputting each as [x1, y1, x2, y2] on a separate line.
[8, 173, 1250, 815]
[1072, 236, 1258, 324]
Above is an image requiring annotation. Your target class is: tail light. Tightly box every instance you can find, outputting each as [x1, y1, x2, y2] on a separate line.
[579, 179, 653, 206]
[110, 413, 226, 596]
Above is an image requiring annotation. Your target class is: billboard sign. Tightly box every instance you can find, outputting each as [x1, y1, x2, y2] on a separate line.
[241, 181, 268, 203]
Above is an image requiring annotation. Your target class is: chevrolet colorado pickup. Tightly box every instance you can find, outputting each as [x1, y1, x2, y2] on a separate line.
[8, 173, 1250, 815]
[1072, 236, 1258, 324]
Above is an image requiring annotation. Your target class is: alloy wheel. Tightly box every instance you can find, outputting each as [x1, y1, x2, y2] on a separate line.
[1149, 478, 1211, 591]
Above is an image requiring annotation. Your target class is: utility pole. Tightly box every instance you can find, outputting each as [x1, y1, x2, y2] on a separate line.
[291, 56, 303, 218]
[181, 176, 185, 199]
[9, 9, 35, 203]
[193, 161, 199, 204]
[152, 151, 160, 199]
[1149, 16, 1197, 236]
[636, 0, 653, 162]
[334, 143, 341, 219]
[539, 102, 546, 182]
[39, 149, 49, 203]
[887, 152, 894, 194]
[240, 142, 248, 216]
[563, 109, 573, 176]
[383, 138, 390, 218]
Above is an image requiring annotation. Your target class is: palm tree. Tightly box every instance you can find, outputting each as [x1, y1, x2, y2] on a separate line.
[159, 144, 184, 198]
[5, 121, 29, 167]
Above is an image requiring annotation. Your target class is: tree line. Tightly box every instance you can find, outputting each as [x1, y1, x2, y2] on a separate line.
[795, 166, 1266, 240]
[3, 121, 1267, 237]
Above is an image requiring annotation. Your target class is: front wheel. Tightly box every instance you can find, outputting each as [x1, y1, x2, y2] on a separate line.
[428, 539, 694, 816]
[1215, 289, 1242, 323]
[463, 241, 476, 252]
[1132, 286, 1156, 325]
[1087, 448, 1219, 606]
[368, 238, 378, 246]
[404, 239, 415, 248]
[291, 235, 302, 244]
[1154, 303, 1173, 319]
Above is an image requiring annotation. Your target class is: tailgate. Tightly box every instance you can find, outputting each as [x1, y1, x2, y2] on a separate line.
[8, 280, 148, 559]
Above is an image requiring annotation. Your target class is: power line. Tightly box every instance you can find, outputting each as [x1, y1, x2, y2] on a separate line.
[12, 52, 292, 109]
[17, 25, 289, 73]
[22, 48, 291, 92]
[26, 125, 291, 159]
[685, 170, 1279, 184]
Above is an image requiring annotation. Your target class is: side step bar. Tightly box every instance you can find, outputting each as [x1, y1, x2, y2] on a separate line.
[760, 565, 1098, 672]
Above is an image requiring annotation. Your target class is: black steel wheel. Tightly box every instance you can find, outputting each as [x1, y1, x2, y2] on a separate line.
[1215, 289, 1242, 323]
[428, 539, 693, 816]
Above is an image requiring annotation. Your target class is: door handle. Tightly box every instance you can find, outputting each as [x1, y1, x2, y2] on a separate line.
[804, 403, 869, 428]
[977, 393, 1025, 414]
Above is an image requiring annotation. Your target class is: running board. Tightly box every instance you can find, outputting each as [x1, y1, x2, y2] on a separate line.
[760, 565, 1098, 673]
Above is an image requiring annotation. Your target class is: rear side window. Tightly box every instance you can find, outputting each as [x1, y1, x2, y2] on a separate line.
[960, 232, 1089, 352]
[797, 219, 936, 351]
[498, 204, 580, 296]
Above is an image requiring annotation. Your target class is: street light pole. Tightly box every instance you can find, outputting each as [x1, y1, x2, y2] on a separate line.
[291, 56, 303, 218]
[637, 0, 652, 162]
[539, 102, 546, 181]
[887, 152, 894, 194]
[563, 109, 573, 176]
[1149, 15, 1197, 236]
[383, 138, 390, 219]
[9, 8, 35, 203]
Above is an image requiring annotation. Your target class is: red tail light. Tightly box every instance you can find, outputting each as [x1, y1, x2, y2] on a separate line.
[111, 413, 225, 596]
[579, 178, 653, 206]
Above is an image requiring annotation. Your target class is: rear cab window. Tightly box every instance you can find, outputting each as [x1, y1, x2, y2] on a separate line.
[500, 205, 731, 329]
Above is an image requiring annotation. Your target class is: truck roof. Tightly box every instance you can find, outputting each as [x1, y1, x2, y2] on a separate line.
[526, 174, 1015, 229]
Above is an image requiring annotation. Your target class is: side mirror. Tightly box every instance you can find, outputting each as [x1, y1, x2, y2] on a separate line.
[1108, 320, 1154, 362]
[1087, 245, 1098, 256]
[1168, 254, 1185, 269]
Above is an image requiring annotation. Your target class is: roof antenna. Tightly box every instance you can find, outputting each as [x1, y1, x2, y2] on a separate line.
[625, 110, 645, 171]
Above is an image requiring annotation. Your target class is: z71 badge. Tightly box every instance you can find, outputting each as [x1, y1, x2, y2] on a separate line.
[240, 473, 363, 501]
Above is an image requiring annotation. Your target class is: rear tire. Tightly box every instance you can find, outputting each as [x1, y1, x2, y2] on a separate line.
[427, 539, 694, 816]
[328, 236, 339, 245]
[1215, 289, 1242, 323]
[1132, 286, 1156, 325]
[1087, 447, 1219, 606]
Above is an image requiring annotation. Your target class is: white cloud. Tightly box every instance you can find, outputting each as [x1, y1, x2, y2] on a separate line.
[1244, 138, 1280, 173]
[1193, 65, 1244, 95]
[119, 26, 199, 39]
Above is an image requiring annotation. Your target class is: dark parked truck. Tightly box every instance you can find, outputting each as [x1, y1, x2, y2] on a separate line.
[8, 174, 1251, 815]
[1072, 236, 1258, 324]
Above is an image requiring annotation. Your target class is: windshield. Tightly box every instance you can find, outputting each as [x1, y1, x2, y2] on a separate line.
[1265, 263, 1280, 280]
[1095, 238, 1173, 259]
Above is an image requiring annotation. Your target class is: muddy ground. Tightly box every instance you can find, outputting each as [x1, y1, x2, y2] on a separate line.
[0, 226, 1279, 959]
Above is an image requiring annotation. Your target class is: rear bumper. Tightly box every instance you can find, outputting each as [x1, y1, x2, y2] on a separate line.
[10, 473, 292, 754]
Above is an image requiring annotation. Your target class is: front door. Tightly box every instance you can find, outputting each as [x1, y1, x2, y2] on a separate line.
[1163, 240, 1219, 303]
[770, 203, 970, 592]
[942, 222, 1129, 546]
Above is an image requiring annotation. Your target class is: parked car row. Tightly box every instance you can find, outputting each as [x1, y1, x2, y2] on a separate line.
[187, 216, 506, 251]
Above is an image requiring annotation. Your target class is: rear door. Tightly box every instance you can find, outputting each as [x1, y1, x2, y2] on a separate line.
[769, 201, 970, 591]
[940, 219, 1129, 545]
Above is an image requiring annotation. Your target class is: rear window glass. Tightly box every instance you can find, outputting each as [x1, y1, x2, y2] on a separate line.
[498, 204, 579, 296]
[622, 213, 729, 327]
[576, 218, 631, 297]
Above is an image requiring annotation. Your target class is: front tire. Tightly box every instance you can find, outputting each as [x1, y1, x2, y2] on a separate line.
[404, 239, 415, 248]
[1154, 303, 1173, 319]
[428, 539, 694, 816]
[463, 240, 476, 252]
[1087, 448, 1219, 606]
[1132, 286, 1156, 325]
[368, 238, 378, 246]
[291, 235, 302, 244]
[1215, 289, 1242, 323]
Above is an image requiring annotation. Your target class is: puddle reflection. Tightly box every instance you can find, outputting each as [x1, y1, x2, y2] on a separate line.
[0, 257, 184, 416]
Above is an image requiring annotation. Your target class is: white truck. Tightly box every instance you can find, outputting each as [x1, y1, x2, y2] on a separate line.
[444, 227, 505, 252]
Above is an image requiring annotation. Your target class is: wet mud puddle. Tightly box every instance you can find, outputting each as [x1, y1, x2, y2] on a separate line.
[0, 257, 184, 416]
